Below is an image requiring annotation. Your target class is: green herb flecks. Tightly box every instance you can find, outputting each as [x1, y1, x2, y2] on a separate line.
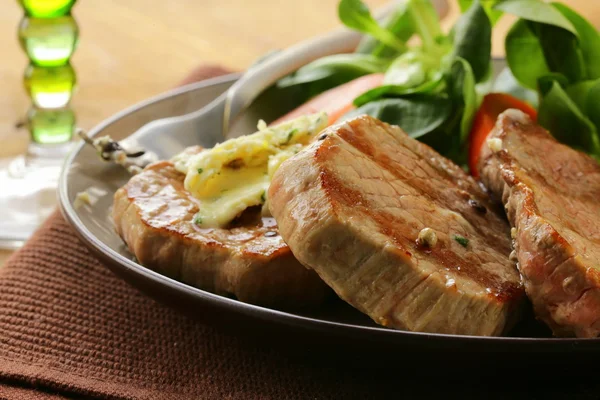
[453, 235, 469, 248]
[197, 168, 203, 174]
[285, 129, 298, 144]
[193, 214, 203, 225]
[260, 191, 266, 203]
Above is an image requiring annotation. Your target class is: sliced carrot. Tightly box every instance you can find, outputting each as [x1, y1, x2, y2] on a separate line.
[469, 93, 537, 178]
[271, 73, 385, 126]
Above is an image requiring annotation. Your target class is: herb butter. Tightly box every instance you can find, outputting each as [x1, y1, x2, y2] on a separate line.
[171, 113, 328, 228]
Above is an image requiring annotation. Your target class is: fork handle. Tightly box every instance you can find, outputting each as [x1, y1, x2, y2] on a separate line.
[221, 28, 361, 135]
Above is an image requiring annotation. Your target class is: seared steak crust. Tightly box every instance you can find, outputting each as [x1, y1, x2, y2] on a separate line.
[113, 155, 329, 309]
[269, 115, 523, 336]
[479, 109, 600, 337]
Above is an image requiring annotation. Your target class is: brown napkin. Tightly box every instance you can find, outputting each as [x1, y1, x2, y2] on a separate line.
[0, 211, 397, 400]
[0, 68, 597, 400]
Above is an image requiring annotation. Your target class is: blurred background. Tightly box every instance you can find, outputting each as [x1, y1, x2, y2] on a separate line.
[2, 0, 599, 158]
[0, 0, 599, 265]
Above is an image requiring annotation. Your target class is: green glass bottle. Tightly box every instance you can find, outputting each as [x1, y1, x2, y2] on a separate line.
[18, 0, 78, 146]
[0, 0, 78, 246]
[24, 63, 76, 108]
[19, 0, 76, 18]
[27, 107, 75, 144]
[19, 16, 78, 68]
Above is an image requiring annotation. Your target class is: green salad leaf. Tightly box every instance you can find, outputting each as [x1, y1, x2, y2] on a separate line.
[355, 0, 415, 57]
[502, 0, 598, 87]
[275, 0, 600, 167]
[563, 79, 600, 131]
[535, 22, 586, 83]
[451, 0, 492, 82]
[345, 0, 491, 162]
[338, 0, 407, 52]
[537, 79, 600, 154]
[499, 0, 600, 160]
[448, 57, 477, 143]
[552, 2, 600, 80]
[276, 53, 389, 95]
[458, 0, 503, 25]
[353, 77, 443, 106]
[585, 82, 600, 130]
[383, 51, 438, 87]
[406, 0, 443, 50]
[343, 95, 452, 139]
[564, 80, 598, 112]
[353, 51, 444, 106]
[494, 0, 577, 35]
[505, 19, 551, 89]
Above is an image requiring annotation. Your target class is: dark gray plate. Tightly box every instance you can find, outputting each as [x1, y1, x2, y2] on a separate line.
[58, 66, 600, 362]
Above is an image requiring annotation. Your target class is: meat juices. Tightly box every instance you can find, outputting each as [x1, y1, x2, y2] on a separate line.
[269, 115, 524, 336]
[479, 109, 600, 338]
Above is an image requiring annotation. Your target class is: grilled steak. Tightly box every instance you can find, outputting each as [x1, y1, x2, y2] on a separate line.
[479, 109, 600, 337]
[269, 115, 524, 335]
[113, 152, 329, 309]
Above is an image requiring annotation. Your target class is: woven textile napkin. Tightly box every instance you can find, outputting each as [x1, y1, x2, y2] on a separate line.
[0, 211, 393, 399]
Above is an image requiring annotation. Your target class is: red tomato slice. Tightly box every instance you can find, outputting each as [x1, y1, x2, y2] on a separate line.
[469, 93, 537, 177]
[271, 73, 385, 126]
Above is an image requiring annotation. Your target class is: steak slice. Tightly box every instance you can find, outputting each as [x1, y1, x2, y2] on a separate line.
[478, 109, 600, 337]
[269, 115, 524, 336]
[113, 151, 329, 309]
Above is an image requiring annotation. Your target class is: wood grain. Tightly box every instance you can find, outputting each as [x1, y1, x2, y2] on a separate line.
[1, 0, 599, 266]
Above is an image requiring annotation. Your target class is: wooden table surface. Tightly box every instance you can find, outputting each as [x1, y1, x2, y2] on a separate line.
[1, 0, 598, 266]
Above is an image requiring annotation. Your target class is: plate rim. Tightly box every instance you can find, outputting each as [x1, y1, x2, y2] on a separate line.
[58, 71, 600, 349]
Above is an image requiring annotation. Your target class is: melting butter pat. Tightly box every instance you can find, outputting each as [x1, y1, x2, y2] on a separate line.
[172, 112, 328, 228]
